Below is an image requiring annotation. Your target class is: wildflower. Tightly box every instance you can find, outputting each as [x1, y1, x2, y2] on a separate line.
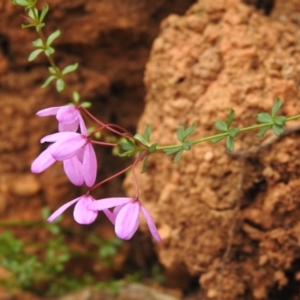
[47, 195, 98, 225]
[31, 144, 56, 173]
[31, 131, 97, 187]
[88, 197, 162, 242]
[36, 105, 83, 132]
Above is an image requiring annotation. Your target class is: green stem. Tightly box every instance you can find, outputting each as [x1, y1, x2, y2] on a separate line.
[30, 7, 60, 73]
[155, 114, 300, 151]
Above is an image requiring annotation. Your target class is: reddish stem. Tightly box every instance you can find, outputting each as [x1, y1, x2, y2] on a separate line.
[90, 140, 117, 147]
[80, 107, 106, 126]
[132, 160, 139, 199]
[88, 164, 134, 193]
[88, 152, 148, 194]
[106, 124, 134, 138]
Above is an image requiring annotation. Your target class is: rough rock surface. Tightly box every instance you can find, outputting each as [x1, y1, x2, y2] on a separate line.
[125, 0, 300, 299]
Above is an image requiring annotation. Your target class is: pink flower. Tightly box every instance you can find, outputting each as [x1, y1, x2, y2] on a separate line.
[31, 146, 85, 186]
[31, 144, 56, 173]
[37, 105, 82, 132]
[47, 195, 98, 225]
[31, 131, 97, 187]
[88, 197, 162, 242]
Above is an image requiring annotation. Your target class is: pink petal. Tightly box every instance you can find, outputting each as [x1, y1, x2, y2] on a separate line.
[56, 106, 79, 124]
[115, 202, 140, 240]
[73, 196, 98, 225]
[41, 132, 79, 143]
[103, 205, 126, 224]
[113, 204, 125, 218]
[59, 121, 78, 132]
[49, 133, 86, 161]
[141, 205, 162, 242]
[103, 209, 115, 224]
[82, 143, 97, 187]
[63, 156, 84, 186]
[79, 114, 87, 135]
[36, 106, 60, 117]
[87, 197, 132, 211]
[76, 147, 84, 163]
[47, 197, 81, 222]
[31, 146, 56, 173]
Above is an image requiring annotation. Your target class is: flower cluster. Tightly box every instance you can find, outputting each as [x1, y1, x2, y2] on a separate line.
[31, 105, 161, 242]
[31, 105, 97, 187]
[47, 195, 161, 242]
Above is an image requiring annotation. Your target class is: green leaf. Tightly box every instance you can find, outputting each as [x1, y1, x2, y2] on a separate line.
[182, 140, 193, 150]
[46, 29, 61, 47]
[226, 109, 235, 127]
[256, 113, 273, 123]
[48, 66, 56, 75]
[134, 133, 150, 147]
[141, 155, 150, 173]
[173, 149, 183, 163]
[81, 101, 91, 108]
[118, 142, 132, 152]
[177, 126, 185, 142]
[118, 139, 136, 155]
[21, 23, 36, 29]
[14, 0, 29, 5]
[228, 127, 239, 138]
[256, 125, 272, 138]
[39, 3, 49, 22]
[118, 151, 133, 157]
[273, 116, 287, 126]
[44, 47, 55, 57]
[211, 135, 226, 143]
[99, 244, 117, 258]
[62, 63, 79, 75]
[183, 123, 196, 139]
[32, 38, 43, 48]
[48, 224, 60, 235]
[144, 124, 152, 143]
[73, 91, 80, 103]
[28, 48, 43, 61]
[272, 124, 284, 136]
[149, 143, 157, 153]
[163, 146, 182, 155]
[214, 120, 228, 132]
[41, 75, 56, 88]
[226, 136, 234, 152]
[56, 78, 65, 92]
[28, 7, 38, 20]
[41, 207, 50, 220]
[271, 98, 282, 117]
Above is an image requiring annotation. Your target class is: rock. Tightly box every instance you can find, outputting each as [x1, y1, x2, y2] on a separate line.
[9, 173, 41, 197]
[125, 0, 300, 298]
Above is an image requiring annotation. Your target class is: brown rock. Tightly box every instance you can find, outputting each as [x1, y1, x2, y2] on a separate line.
[125, 0, 300, 299]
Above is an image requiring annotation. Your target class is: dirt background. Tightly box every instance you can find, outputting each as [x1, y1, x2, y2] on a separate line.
[2, 0, 300, 299]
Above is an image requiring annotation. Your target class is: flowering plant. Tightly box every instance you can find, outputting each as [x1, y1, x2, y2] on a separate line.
[11, 0, 300, 244]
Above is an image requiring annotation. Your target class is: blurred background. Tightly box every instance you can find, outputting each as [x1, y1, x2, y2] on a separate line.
[1, 0, 300, 299]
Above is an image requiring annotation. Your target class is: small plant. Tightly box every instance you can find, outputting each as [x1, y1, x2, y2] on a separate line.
[0, 208, 122, 296]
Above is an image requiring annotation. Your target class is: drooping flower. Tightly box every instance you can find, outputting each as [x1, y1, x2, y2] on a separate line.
[31, 131, 97, 186]
[31, 145, 85, 186]
[36, 105, 83, 132]
[31, 144, 56, 173]
[88, 197, 162, 242]
[47, 195, 98, 225]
